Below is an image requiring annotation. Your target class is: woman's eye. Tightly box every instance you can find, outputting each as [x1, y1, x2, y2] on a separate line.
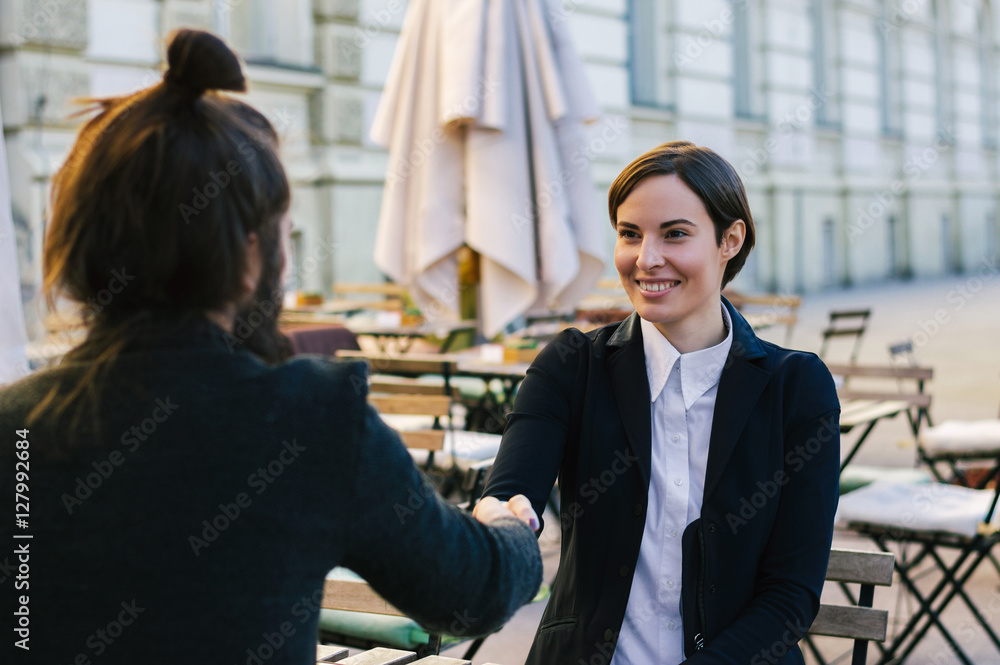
[666, 229, 687, 239]
[618, 229, 639, 239]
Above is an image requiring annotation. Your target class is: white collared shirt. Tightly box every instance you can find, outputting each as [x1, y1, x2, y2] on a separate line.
[610, 304, 733, 665]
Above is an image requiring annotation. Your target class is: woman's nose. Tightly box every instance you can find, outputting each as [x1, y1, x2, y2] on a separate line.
[636, 239, 663, 271]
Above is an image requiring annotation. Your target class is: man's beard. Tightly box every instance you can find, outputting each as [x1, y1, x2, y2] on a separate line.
[233, 259, 292, 364]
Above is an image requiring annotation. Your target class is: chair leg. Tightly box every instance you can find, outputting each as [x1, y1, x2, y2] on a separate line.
[462, 636, 486, 659]
[876, 542, 982, 665]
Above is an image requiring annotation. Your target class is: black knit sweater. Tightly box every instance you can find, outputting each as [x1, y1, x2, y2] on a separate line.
[0, 318, 540, 663]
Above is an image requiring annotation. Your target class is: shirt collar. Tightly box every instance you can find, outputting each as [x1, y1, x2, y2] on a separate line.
[640, 304, 734, 409]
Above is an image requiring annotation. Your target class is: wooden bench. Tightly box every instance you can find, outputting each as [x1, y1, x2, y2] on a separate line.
[805, 548, 895, 665]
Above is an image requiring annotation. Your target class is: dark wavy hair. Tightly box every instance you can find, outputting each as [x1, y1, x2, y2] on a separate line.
[607, 141, 755, 288]
[32, 29, 291, 428]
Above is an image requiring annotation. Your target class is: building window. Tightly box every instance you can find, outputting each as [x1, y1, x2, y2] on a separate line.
[981, 2, 998, 149]
[218, 0, 314, 69]
[629, 0, 673, 108]
[733, 0, 764, 120]
[822, 217, 836, 286]
[811, 0, 839, 127]
[932, 0, 954, 141]
[878, 0, 903, 137]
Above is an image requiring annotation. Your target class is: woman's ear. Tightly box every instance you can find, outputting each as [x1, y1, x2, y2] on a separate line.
[721, 220, 746, 260]
[242, 231, 263, 296]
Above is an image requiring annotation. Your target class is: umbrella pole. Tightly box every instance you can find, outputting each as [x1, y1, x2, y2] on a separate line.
[458, 245, 488, 343]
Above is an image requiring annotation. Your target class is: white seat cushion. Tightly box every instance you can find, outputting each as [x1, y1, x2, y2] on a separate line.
[837, 481, 1000, 538]
[919, 419, 1000, 457]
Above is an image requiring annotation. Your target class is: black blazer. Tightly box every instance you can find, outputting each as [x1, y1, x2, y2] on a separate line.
[485, 298, 840, 664]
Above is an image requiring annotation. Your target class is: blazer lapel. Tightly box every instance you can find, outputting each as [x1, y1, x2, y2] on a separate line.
[606, 313, 652, 489]
[703, 299, 772, 500]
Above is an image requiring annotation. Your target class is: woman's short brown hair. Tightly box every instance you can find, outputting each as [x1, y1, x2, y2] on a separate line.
[607, 141, 755, 288]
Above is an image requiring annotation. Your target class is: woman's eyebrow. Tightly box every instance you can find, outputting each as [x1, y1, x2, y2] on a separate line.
[616, 219, 695, 229]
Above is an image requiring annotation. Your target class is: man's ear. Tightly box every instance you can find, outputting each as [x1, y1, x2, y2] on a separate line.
[721, 220, 746, 260]
[242, 231, 263, 296]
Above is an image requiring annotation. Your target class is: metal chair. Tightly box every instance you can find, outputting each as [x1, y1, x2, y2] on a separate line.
[837, 476, 1000, 664]
[803, 548, 895, 665]
[819, 309, 871, 365]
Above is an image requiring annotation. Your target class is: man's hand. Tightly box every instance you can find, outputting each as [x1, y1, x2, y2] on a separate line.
[472, 495, 539, 531]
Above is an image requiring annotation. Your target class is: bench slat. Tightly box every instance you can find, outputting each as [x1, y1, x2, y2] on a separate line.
[839, 390, 931, 409]
[809, 605, 888, 641]
[410, 657, 473, 665]
[370, 394, 451, 417]
[826, 549, 895, 586]
[337, 648, 417, 665]
[399, 430, 446, 451]
[317, 645, 350, 662]
[322, 579, 406, 617]
[825, 364, 933, 380]
[840, 400, 909, 428]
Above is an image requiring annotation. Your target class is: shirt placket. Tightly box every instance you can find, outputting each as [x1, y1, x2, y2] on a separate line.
[657, 362, 688, 652]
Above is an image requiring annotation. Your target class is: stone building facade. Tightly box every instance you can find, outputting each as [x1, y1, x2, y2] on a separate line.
[2, 0, 999, 336]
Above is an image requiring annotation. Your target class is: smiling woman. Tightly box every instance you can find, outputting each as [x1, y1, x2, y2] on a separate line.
[481, 141, 841, 665]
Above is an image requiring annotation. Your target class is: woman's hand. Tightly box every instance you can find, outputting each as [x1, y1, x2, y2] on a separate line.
[473, 495, 540, 531]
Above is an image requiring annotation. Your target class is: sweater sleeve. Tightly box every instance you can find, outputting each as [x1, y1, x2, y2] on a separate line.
[339, 405, 543, 637]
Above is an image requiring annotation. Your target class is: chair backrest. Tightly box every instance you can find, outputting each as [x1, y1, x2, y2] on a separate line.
[807, 548, 895, 665]
[826, 363, 934, 434]
[819, 309, 871, 364]
[368, 393, 452, 452]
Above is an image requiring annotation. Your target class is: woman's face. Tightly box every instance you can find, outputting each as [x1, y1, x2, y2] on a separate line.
[614, 174, 743, 343]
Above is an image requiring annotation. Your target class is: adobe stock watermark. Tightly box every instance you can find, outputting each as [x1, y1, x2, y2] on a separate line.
[61, 397, 180, 514]
[849, 130, 955, 243]
[673, 0, 755, 71]
[906, 255, 998, 350]
[384, 76, 501, 189]
[738, 88, 830, 178]
[725, 413, 838, 534]
[63, 599, 145, 662]
[188, 439, 306, 556]
[511, 115, 628, 235]
[877, 0, 928, 36]
[5, 0, 78, 46]
[85, 267, 135, 314]
[179, 107, 293, 225]
[341, 0, 407, 57]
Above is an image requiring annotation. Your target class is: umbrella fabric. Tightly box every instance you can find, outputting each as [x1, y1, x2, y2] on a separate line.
[372, 0, 605, 337]
[0, 99, 30, 384]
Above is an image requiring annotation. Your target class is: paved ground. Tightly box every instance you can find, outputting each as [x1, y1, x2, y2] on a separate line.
[447, 273, 1000, 665]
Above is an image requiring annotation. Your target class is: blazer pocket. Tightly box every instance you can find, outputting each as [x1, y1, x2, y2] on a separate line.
[538, 615, 578, 635]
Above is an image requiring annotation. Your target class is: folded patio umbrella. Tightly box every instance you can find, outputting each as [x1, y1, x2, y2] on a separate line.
[372, 0, 605, 337]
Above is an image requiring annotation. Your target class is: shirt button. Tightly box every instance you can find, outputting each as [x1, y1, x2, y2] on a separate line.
[669, 528, 678, 537]
[668, 621, 676, 629]
[619, 564, 629, 578]
[708, 523, 717, 533]
[633, 503, 643, 516]
[604, 628, 614, 641]
[674, 478, 683, 486]
[666, 579, 675, 588]
[674, 387, 681, 394]
[672, 434, 680, 442]
[710, 585, 717, 594]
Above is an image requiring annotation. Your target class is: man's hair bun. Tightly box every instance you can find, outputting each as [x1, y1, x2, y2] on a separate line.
[164, 29, 247, 95]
